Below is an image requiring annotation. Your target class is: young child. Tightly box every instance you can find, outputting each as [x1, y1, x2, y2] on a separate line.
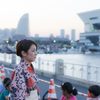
[88, 85, 100, 100]
[0, 80, 11, 100]
[61, 82, 78, 100]
[0, 77, 10, 94]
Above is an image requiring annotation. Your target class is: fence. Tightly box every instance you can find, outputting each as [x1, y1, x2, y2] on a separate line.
[0, 53, 100, 83]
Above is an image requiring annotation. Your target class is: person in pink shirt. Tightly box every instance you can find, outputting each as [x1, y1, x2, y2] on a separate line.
[60, 82, 78, 100]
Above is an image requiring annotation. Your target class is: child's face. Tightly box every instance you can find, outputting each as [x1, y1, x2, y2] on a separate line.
[61, 88, 65, 96]
[61, 88, 68, 96]
[7, 83, 11, 92]
[90, 92, 95, 98]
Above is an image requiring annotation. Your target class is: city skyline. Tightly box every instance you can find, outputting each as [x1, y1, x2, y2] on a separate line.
[0, 0, 100, 40]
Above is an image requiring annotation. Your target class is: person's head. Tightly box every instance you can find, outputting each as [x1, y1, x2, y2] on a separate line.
[88, 85, 100, 98]
[3, 77, 10, 86]
[16, 39, 37, 63]
[5, 80, 11, 92]
[61, 82, 78, 97]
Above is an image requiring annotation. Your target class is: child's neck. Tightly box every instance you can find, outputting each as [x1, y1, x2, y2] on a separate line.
[92, 97, 98, 100]
[93, 96, 98, 98]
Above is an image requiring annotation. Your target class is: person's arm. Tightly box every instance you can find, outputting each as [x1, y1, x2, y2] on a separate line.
[2, 90, 9, 100]
[5, 96, 9, 100]
[10, 68, 27, 100]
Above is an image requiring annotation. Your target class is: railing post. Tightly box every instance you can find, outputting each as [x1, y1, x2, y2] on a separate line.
[87, 62, 91, 82]
[11, 54, 16, 65]
[4, 53, 6, 62]
[38, 57, 41, 70]
[47, 61, 49, 71]
[95, 67, 98, 83]
[80, 65, 83, 79]
[55, 59, 64, 75]
[71, 64, 75, 77]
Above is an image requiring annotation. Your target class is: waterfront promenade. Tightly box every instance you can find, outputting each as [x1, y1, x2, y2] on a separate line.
[1, 64, 88, 100]
[1, 53, 100, 99]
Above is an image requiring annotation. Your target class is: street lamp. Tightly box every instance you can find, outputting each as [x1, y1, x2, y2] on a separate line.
[6, 41, 9, 44]
[53, 40, 56, 43]
[15, 41, 18, 44]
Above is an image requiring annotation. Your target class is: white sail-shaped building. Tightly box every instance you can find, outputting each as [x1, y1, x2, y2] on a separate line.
[16, 13, 29, 37]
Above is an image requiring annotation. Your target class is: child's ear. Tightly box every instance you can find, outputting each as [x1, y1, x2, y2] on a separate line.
[65, 90, 67, 93]
[90, 93, 94, 98]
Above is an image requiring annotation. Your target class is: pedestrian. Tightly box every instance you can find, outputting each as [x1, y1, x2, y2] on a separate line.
[10, 39, 40, 100]
[88, 85, 100, 100]
[61, 82, 78, 100]
[0, 80, 11, 100]
[0, 77, 10, 94]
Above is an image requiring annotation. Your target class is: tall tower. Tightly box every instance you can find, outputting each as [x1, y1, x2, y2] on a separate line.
[66, 35, 69, 40]
[16, 13, 29, 37]
[61, 29, 65, 38]
[71, 29, 75, 42]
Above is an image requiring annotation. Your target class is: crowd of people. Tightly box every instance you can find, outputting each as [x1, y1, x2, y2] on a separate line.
[0, 39, 100, 100]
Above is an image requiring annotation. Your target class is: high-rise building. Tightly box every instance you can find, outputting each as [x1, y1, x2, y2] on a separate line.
[35, 34, 39, 38]
[66, 35, 69, 40]
[3, 28, 12, 38]
[71, 29, 75, 42]
[0, 29, 3, 43]
[0, 29, 3, 35]
[50, 34, 54, 38]
[78, 9, 100, 51]
[56, 36, 60, 38]
[16, 13, 29, 37]
[61, 29, 65, 38]
[11, 28, 16, 36]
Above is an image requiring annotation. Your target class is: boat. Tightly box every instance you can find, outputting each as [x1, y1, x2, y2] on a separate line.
[56, 48, 91, 54]
[66, 48, 83, 54]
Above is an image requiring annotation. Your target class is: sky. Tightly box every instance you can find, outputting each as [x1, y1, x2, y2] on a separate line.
[0, 0, 100, 40]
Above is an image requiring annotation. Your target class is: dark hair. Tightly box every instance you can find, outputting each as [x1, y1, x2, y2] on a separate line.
[16, 39, 37, 58]
[61, 82, 78, 96]
[88, 85, 100, 97]
[6, 81, 11, 88]
[3, 77, 10, 85]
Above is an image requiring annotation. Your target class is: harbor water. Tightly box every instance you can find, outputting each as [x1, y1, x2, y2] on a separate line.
[0, 53, 100, 83]
[37, 53, 100, 67]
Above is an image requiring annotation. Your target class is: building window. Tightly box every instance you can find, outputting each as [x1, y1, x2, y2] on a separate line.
[86, 36, 99, 46]
[90, 17, 98, 20]
[93, 23, 100, 30]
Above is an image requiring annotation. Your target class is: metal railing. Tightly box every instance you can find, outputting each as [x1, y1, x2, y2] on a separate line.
[0, 53, 100, 83]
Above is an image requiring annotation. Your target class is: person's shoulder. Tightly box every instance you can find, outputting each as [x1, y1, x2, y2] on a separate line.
[3, 90, 9, 94]
[70, 95, 77, 100]
[14, 64, 23, 71]
[2, 90, 9, 98]
[61, 95, 66, 100]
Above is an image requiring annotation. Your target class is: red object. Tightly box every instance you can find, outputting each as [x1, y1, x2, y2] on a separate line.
[47, 79, 57, 99]
[27, 77, 35, 88]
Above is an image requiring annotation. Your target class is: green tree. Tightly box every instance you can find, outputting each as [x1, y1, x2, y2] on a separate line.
[35, 40, 40, 44]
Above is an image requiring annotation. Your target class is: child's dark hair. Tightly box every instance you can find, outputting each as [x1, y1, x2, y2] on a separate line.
[3, 77, 10, 85]
[61, 82, 78, 96]
[88, 85, 100, 97]
[5, 80, 11, 89]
